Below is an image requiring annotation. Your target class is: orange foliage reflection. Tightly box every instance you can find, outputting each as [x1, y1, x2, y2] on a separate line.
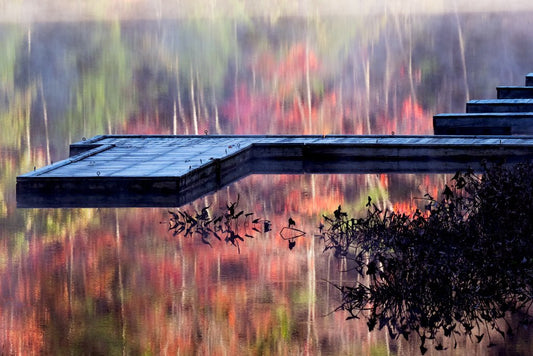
[1, 173, 453, 354]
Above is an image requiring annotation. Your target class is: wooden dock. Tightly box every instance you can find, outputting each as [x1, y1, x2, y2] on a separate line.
[434, 73, 533, 135]
[16, 134, 533, 208]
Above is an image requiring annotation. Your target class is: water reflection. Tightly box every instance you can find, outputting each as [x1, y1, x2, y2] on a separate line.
[4, 173, 453, 354]
[3, 8, 533, 355]
[3, 12, 533, 164]
[320, 165, 533, 354]
[167, 197, 271, 253]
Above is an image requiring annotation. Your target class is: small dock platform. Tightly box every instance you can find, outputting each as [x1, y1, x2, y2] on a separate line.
[466, 99, 533, 113]
[496, 86, 533, 99]
[17, 134, 533, 207]
[433, 113, 533, 135]
[434, 73, 533, 135]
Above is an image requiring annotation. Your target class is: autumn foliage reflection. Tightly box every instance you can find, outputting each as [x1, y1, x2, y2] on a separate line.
[1, 173, 450, 354]
[220, 42, 433, 136]
[5, 11, 533, 355]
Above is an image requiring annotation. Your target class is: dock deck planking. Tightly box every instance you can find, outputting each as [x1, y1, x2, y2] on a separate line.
[16, 134, 533, 208]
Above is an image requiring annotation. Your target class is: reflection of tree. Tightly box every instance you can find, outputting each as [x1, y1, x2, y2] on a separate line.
[0, 27, 28, 149]
[0, 27, 36, 209]
[321, 163, 533, 353]
[69, 21, 135, 137]
[4, 14, 533, 142]
[1, 173, 446, 354]
[124, 19, 237, 135]
[7, 22, 137, 158]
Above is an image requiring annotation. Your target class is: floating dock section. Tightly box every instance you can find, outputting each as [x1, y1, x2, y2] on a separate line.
[434, 73, 533, 135]
[17, 135, 533, 207]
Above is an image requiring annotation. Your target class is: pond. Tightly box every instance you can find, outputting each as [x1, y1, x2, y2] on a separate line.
[2, 3, 533, 354]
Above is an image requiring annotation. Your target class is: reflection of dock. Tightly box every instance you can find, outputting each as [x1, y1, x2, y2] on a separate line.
[434, 73, 533, 135]
[17, 134, 533, 208]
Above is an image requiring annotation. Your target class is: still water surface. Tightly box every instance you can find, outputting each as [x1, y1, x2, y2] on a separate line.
[2, 6, 533, 354]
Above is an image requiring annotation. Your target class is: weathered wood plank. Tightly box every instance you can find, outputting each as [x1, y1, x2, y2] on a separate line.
[466, 99, 533, 113]
[497, 86, 533, 99]
[434, 113, 533, 135]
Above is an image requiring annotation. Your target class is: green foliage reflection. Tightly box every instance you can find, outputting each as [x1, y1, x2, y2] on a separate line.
[69, 21, 135, 137]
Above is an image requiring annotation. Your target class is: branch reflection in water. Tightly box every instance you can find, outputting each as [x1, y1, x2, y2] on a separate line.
[319, 162, 533, 354]
[167, 195, 311, 252]
[167, 196, 272, 253]
[164, 163, 533, 353]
